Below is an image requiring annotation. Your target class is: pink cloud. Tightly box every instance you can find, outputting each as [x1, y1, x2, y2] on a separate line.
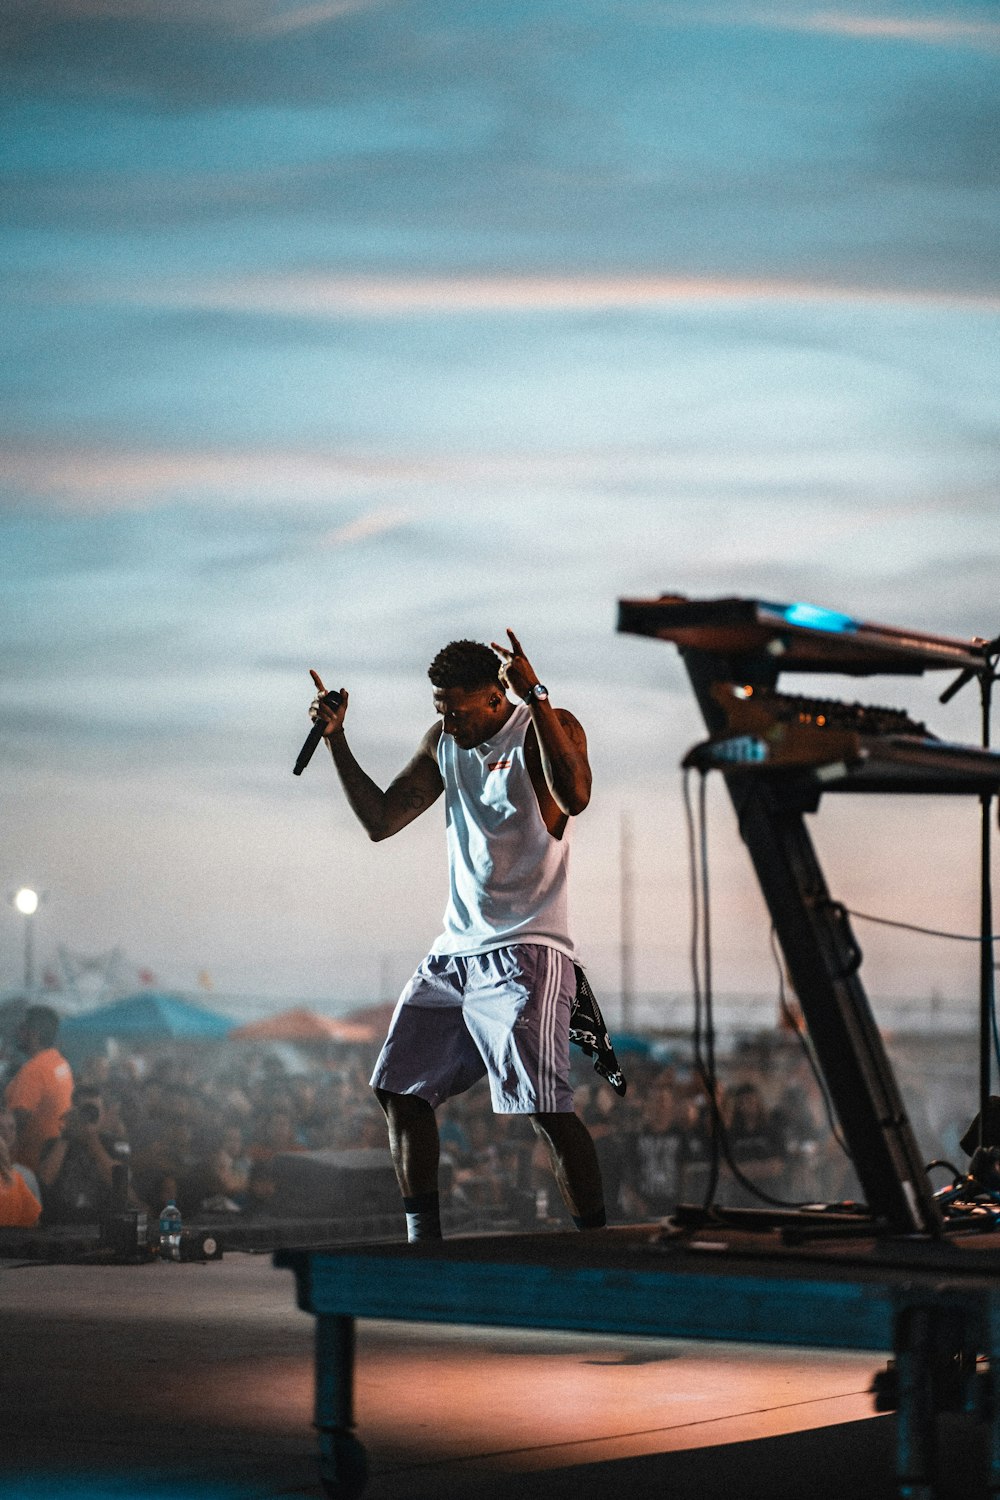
[1, 441, 892, 513]
[117, 272, 1000, 319]
[769, 10, 1000, 50]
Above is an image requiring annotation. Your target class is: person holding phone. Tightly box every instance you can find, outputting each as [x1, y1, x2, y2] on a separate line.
[310, 630, 605, 1241]
[36, 1084, 133, 1225]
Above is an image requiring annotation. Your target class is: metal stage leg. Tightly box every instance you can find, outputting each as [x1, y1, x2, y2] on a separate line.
[894, 1307, 938, 1500]
[987, 1296, 1000, 1499]
[314, 1313, 368, 1499]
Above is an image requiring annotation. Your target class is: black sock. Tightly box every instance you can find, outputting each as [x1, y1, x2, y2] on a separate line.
[403, 1191, 442, 1242]
[572, 1207, 607, 1231]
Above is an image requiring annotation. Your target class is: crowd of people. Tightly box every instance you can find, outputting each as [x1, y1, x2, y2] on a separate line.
[1, 1001, 867, 1235]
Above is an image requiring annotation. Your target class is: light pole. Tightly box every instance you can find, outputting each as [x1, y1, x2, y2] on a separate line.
[13, 887, 40, 993]
[619, 813, 635, 1033]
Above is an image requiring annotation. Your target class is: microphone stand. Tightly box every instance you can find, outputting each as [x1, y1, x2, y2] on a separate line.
[940, 632, 1000, 1150]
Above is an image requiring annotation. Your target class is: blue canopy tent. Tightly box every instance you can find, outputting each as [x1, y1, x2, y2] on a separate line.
[610, 1032, 654, 1056]
[58, 992, 232, 1056]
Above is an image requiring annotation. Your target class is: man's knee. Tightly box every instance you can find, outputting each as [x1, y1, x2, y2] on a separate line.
[374, 1087, 435, 1124]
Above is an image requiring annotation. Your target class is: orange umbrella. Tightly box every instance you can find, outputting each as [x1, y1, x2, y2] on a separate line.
[340, 1000, 397, 1035]
[228, 1006, 375, 1044]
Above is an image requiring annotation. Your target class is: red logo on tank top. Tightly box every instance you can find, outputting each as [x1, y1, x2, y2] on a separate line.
[488, 759, 512, 771]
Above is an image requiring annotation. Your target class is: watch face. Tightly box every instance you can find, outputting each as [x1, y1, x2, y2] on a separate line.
[532, 684, 549, 700]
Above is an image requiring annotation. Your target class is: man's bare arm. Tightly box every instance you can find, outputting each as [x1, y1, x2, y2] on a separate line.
[530, 707, 592, 816]
[326, 723, 444, 842]
[309, 669, 443, 841]
[490, 630, 592, 816]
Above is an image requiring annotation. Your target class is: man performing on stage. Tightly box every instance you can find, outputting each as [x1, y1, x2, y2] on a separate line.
[310, 630, 606, 1241]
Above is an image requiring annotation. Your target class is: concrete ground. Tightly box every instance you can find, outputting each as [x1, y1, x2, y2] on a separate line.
[0, 1249, 984, 1500]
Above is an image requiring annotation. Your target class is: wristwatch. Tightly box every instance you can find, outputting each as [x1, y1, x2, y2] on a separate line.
[525, 683, 549, 704]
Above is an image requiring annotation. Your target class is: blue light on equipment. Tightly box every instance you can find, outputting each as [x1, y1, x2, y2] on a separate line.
[711, 736, 769, 764]
[780, 602, 858, 634]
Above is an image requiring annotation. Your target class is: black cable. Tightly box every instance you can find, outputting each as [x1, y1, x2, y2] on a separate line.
[845, 903, 1000, 1080]
[682, 768, 719, 1210]
[768, 925, 852, 1162]
[924, 1158, 963, 1182]
[682, 770, 703, 1079]
[688, 771, 806, 1212]
[845, 907, 1000, 944]
[699, 771, 713, 1094]
[697, 771, 723, 1212]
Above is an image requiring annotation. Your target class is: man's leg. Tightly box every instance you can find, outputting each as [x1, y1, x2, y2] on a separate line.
[530, 1110, 606, 1229]
[374, 1087, 443, 1241]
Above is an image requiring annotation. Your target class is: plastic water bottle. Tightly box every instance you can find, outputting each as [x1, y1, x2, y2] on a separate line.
[158, 1200, 182, 1260]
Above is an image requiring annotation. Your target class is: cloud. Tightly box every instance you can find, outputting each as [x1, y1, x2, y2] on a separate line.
[3, 0, 387, 28]
[116, 271, 1000, 319]
[754, 10, 1000, 52]
[3, 0, 231, 20]
[0, 445, 429, 510]
[5, 2, 997, 298]
[871, 80, 1000, 190]
[252, 0, 390, 35]
[0, 0, 492, 113]
[654, 5, 1000, 54]
[316, 506, 410, 546]
[6, 439, 986, 515]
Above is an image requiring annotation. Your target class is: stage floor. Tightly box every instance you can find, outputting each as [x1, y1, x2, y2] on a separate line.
[0, 1246, 989, 1500]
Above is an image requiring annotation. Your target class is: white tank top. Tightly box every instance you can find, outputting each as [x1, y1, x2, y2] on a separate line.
[431, 702, 574, 958]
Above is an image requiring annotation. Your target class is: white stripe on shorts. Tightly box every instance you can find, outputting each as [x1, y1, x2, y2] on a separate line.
[538, 946, 560, 1113]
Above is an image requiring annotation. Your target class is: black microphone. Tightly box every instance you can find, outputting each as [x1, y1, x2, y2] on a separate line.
[293, 690, 343, 776]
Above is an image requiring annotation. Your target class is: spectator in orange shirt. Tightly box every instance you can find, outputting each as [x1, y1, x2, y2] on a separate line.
[4, 1005, 74, 1174]
[0, 1135, 42, 1226]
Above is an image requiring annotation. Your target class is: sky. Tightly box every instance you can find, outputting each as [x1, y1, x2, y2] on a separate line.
[2, 0, 999, 1020]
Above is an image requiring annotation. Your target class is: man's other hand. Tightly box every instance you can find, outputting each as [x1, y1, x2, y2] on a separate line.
[309, 669, 349, 738]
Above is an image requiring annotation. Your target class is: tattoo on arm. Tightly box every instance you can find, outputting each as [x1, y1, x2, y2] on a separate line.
[532, 710, 591, 814]
[546, 747, 580, 788]
[558, 713, 586, 750]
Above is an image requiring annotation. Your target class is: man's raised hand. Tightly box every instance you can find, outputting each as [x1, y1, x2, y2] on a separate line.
[309, 669, 349, 738]
[490, 628, 539, 702]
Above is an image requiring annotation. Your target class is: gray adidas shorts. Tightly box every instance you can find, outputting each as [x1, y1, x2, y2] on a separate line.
[369, 942, 575, 1114]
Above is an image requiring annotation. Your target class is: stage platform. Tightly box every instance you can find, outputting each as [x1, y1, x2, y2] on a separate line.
[277, 1220, 1000, 1500]
[1, 1243, 923, 1500]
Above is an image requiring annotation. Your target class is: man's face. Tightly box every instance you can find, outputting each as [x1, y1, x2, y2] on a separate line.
[433, 685, 503, 749]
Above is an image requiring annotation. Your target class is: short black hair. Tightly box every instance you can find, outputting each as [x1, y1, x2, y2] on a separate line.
[24, 1005, 60, 1049]
[427, 640, 501, 692]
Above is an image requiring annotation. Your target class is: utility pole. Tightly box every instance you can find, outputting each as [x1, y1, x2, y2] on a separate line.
[619, 813, 635, 1032]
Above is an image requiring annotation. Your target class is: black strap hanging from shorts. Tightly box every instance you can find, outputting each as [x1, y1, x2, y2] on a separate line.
[569, 963, 627, 1096]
